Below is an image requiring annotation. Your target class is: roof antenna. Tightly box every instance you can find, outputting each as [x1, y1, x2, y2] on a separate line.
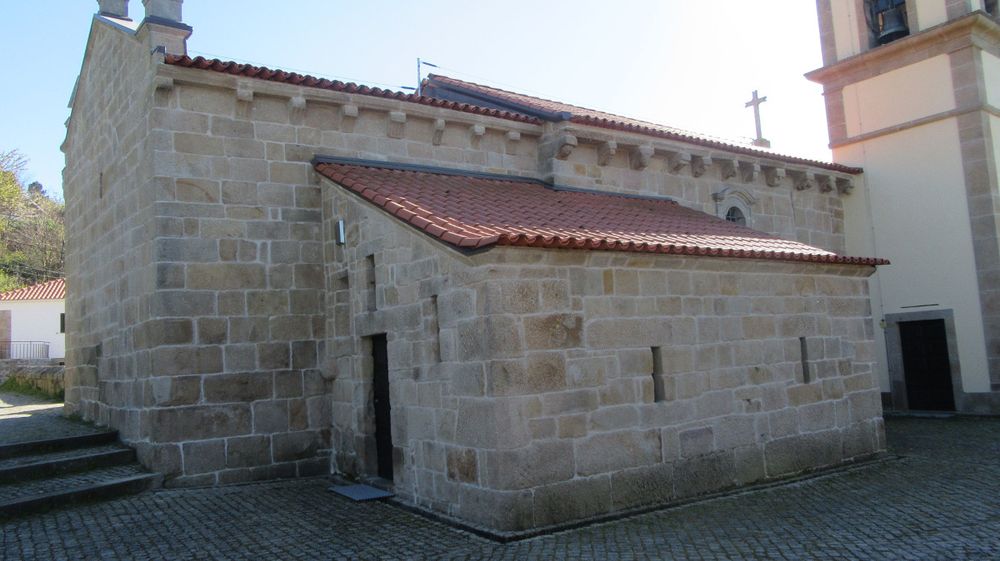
[400, 58, 438, 95]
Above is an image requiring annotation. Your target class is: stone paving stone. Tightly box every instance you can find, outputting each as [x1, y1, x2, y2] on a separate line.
[1, 415, 998, 560]
[0, 393, 104, 446]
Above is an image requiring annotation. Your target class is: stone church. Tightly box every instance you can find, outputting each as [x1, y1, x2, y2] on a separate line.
[63, 0, 888, 534]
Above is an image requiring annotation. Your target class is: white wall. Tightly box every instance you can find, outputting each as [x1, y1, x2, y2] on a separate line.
[0, 299, 65, 359]
[842, 55, 955, 137]
[832, 0, 863, 61]
[984, 51, 1000, 109]
[838, 119, 990, 393]
[913, 0, 949, 31]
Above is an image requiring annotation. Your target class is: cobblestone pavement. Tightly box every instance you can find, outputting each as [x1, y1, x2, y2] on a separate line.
[1, 413, 998, 560]
[0, 393, 103, 446]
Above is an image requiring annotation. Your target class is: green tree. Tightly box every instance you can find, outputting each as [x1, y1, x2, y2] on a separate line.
[0, 149, 64, 289]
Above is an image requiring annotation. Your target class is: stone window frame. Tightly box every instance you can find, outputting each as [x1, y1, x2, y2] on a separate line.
[883, 308, 964, 411]
[712, 187, 757, 228]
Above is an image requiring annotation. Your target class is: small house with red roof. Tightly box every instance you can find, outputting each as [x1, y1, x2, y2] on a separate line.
[0, 278, 66, 360]
[61, 0, 887, 534]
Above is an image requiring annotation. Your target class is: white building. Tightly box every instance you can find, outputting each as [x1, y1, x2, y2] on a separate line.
[0, 278, 66, 360]
[808, 0, 1000, 413]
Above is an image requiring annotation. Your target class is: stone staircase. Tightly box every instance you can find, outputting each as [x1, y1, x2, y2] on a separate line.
[0, 431, 162, 518]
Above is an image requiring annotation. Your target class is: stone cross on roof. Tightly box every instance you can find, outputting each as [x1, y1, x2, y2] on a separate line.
[745, 90, 770, 148]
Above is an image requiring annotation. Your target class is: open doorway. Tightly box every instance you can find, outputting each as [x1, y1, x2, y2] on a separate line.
[370, 333, 393, 480]
[899, 319, 955, 411]
[885, 310, 962, 412]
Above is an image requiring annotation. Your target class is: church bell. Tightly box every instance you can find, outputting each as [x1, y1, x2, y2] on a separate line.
[870, 0, 909, 45]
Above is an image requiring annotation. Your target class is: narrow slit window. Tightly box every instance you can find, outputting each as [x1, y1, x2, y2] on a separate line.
[365, 254, 376, 311]
[651, 346, 668, 402]
[799, 336, 811, 383]
[59, 313, 65, 334]
[431, 295, 441, 363]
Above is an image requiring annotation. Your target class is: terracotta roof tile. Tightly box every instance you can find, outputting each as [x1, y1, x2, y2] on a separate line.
[423, 75, 863, 175]
[163, 56, 541, 125]
[0, 279, 65, 301]
[314, 159, 886, 266]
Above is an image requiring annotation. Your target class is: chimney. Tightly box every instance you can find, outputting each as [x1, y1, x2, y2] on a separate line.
[143, 0, 182, 22]
[97, 0, 129, 18]
[138, 0, 191, 56]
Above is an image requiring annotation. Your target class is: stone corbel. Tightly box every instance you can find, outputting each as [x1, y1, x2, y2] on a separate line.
[470, 123, 486, 148]
[554, 134, 578, 160]
[505, 130, 521, 155]
[762, 165, 786, 187]
[816, 174, 833, 193]
[666, 151, 691, 174]
[691, 155, 712, 178]
[630, 144, 654, 170]
[236, 81, 254, 103]
[790, 170, 815, 190]
[739, 161, 760, 183]
[836, 177, 854, 194]
[717, 158, 738, 181]
[387, 111, 407, 139]
[153, 76, 174, 91]
[288, 96, 306, 124]
[432, 119, 446, 146]
[340, 104, 359, 132]
[597, 140, 617, 166]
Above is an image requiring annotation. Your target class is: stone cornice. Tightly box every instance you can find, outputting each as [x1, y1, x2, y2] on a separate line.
[806, 12, 1000, 89]
[543, 123, 859, 193]
[155, 62, 543, 135]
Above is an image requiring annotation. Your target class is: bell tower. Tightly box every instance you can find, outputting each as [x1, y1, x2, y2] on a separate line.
[807, 1, 1000, 413]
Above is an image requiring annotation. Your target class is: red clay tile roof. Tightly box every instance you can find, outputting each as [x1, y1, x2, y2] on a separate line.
[424, 75, 863, 175]
[314, 159, 885, 266]
[0, 279, 65, 301]
[163, 56, 541, 125]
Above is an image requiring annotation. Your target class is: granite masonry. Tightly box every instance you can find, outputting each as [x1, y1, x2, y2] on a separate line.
[62, 0, 886, 533]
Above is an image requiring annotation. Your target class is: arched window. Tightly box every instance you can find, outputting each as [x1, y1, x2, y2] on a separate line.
[712, 187, 756, 228]
[725, 206, 746, 226]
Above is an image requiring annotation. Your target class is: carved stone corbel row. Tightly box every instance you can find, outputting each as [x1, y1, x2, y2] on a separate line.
[691, 155, 712, 178]
[598, 140, 617, 166]
[630, 144, 654, 170]
[789, 170, 815, 190]
[470, 124, 486, 148]
[739, 162, 760, 183]
[762, 165, 785, 187]
[555, 134, 578, 160]
[432, 119, 446, 146]
[836, 177, 854, 194]
[505, 130, 521, 155]
[387, 111, 407, 139]
[666, 151, 691, 174]
[816, 174, 833, 193]
[717, 158, 739, 181]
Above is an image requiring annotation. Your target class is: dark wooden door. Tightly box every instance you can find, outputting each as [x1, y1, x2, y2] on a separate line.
[371, 334, 393, 480]
[899, 319, 955, 411]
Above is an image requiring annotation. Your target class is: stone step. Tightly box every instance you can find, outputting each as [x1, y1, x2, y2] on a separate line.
[0, 443, 136, 484]
[0, 431, 119, 460]
[0, 464, 162, 518]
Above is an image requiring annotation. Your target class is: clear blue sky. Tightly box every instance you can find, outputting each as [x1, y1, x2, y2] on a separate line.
[0, 1, 829, 200]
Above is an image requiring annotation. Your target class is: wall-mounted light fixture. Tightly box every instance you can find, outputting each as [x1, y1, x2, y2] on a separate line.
[336, 219, 346, 245]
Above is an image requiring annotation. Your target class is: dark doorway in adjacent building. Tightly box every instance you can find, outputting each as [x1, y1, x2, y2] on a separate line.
[899, 319, 955, 411]
[371, 333, 394, 480]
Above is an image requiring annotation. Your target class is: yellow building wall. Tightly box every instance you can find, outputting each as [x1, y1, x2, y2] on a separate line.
[838, 119, 991, 393]
[842, 55, 955, 137]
